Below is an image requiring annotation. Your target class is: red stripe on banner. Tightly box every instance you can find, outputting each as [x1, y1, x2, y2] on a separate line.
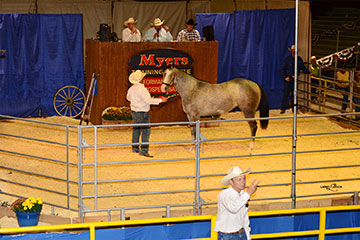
[143, 77, 178, 95]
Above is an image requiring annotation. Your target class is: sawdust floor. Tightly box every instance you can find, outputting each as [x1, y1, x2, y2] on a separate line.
[0, 110, 359, 227]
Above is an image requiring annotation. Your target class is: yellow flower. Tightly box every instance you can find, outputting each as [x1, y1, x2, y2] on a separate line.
[24, 207, 28, 210]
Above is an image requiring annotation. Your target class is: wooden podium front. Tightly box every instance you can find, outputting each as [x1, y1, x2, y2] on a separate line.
[85, 40, 218, 125]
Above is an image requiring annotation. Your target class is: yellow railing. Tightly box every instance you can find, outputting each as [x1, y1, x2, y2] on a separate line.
[0, 205, 359, 240]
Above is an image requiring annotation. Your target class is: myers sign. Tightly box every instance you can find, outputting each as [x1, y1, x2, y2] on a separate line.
[129, 49, 193, 96]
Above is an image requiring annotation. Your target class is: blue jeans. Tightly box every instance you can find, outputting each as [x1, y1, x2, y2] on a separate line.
[281, 79, 294, 111]
[131, 111, 151, 154]
[217, 231, 247, 240]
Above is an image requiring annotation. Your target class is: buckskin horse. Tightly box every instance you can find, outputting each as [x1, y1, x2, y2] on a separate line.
[161, 67, 269, 152]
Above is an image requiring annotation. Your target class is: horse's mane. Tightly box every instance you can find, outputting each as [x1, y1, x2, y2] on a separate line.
[174, 68, 210, 84]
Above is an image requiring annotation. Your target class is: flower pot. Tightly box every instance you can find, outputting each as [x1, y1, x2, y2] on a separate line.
[101, 118, 132, 130]
[16, 211, 40, 227]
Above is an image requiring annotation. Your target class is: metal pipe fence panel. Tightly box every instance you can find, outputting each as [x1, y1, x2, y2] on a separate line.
[0, 110, 359, 221]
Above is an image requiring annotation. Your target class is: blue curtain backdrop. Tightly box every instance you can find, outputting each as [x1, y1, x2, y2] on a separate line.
[0, 14, 84, 117]
[1, 211, 359, 240]
[196, 9, 295, 109]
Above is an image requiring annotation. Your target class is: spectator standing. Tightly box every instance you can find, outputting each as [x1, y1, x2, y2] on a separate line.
[214, 166, 260, 240]
[280, 45, 311, 114]
[336, 68, 350, 111]
[126, 70, 167, 157]
[310, 56, 320, 102]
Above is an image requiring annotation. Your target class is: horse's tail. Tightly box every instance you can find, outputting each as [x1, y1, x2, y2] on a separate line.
[258, 84, 269, 129]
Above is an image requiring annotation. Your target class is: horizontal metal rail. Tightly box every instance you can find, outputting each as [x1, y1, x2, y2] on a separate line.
[0, 149, 77, 166]
[0, 166, 78, 184]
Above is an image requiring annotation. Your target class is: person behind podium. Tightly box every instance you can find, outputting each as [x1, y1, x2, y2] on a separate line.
[143, 18, 173, 42]
[126, 70, 167, 158]
[177, 18, 201, 42]
[122, 17, 141, 42]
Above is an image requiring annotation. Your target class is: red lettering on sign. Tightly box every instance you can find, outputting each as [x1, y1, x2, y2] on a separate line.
[165, 58, 173, 65]
[156, 57, 165, 67]
[139, 54, 155, 66]
[181, 57, 189, 65]
[173, 57, 181, 65]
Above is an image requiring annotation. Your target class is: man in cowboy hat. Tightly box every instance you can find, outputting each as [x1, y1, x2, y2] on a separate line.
[177, 18, 201, 42]
[122, 17, 141, 42]
[280, 44, 311, 114]
[143, 18, 173, 42]
[126, 70, 167, 157]
[214, 166, 260, 240]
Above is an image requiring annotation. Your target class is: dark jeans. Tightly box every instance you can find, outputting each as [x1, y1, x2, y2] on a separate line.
[353, 95, 360, 120]
[311, 77, 319, 100]
[281, 79, 294, 111]
[131, 111, 151, 154]
[339, 87, 350, 111]
[218, 231, 247, 240]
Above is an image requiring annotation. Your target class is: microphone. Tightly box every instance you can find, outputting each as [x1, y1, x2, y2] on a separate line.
[156, 29, 160, 42]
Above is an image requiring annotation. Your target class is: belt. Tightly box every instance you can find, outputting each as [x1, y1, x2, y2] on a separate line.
[220, 228, 244, 234]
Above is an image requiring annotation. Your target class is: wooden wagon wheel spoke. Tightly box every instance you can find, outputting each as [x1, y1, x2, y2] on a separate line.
[53, 86, 85, 118]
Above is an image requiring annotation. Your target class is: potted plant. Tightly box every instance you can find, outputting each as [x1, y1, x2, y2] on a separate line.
[101, 106, 133, 130]
[10, 197, 43, 227]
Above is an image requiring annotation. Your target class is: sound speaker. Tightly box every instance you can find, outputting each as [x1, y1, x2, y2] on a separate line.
[202, 25, 214, 41]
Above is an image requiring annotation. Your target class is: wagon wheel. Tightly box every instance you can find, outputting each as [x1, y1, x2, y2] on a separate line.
[53, 86, 86, 118]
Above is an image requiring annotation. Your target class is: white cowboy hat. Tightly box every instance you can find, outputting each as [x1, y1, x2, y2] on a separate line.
[221, 166, 251, 186]
[311, 56, 316, 60]
[129, 70, 146, 84]
[124, 17, 137, 26]
[153, 18, 164, 27]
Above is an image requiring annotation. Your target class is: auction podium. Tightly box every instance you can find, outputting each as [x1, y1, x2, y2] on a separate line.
[85, 40, 218, 125]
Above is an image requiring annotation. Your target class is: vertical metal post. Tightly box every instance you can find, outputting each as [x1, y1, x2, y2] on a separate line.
[319, 209, 326, 240]
[78, 126, 84, 222]
[66, 126, 70, 209]
[94, 126, 98, 210]
[121, 209, 125, 221]
[166, 205, 171, 218]
[354, 191, 359, 205]
[291, 0, 300, 209]
[194, 120, 201, 215]
[334, 30, 340, 78]
[349, 71, 354, 117]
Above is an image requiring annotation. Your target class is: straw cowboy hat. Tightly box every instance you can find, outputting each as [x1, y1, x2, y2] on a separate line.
[221, 166, 251, 186]
[129, 70, 146, 84]
[153, 18, 165, 26]
[124, 17, 137, 26]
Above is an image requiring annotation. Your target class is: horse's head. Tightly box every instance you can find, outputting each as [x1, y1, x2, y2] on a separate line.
[161, 68, 176, 93]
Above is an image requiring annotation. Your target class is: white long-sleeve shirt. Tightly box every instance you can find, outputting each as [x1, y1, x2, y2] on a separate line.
[214, 186, 251, 239]
[122, 28, 141, 42]
[142, 27, 173, 42]
[126, 83, 162, 112]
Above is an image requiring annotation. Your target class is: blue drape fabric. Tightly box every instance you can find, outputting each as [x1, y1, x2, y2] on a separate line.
[196, 9, 295, 109]
[0, 14, 84, 117]
[196, 13, 234, 83]
[1, 211, 359, 239]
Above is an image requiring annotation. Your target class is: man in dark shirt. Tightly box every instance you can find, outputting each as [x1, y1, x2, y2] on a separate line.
[280, 45, 311, 114]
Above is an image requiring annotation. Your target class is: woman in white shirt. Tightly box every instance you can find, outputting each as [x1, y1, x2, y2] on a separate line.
[122, 17, 141, 42]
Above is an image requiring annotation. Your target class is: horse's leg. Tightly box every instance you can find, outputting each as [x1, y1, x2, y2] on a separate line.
[243, 112, 258, 153]
[187, 114, 199, 152]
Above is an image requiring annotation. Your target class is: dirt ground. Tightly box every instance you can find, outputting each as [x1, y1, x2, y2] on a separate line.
[0, 110, 359, 227]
